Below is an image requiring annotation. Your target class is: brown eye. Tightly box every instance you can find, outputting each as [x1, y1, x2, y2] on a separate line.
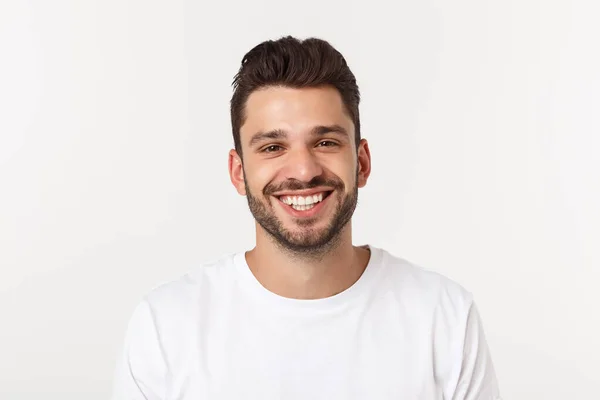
[318, 141, 338, 147]
[263, 145, 283, 153]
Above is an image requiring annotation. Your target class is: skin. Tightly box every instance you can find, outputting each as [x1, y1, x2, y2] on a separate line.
[228, 85, 372, 300]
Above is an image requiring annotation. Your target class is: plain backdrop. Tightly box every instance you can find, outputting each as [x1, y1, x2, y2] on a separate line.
[1, 0, 598, 399]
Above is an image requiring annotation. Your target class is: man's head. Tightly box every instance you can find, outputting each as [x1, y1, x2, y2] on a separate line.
[228, 36, 371, 257]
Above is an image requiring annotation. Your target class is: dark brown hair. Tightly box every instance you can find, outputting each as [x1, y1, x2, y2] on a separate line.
[230, 36, 361, 159]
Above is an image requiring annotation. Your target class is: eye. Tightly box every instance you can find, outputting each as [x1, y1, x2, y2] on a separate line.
[317, 141, 338, 147]
[262, 145, 283, 153]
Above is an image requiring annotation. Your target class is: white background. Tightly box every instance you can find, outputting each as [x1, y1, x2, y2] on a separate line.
[1, 0, 598, 399]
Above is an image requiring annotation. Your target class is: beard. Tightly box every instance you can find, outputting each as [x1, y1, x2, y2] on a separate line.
[244, 166, 359, 259]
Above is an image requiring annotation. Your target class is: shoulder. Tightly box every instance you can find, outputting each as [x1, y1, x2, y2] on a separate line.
[376, 246, 474, 315]
[376, 247, 483, 386]
[140, 252, 239, 319]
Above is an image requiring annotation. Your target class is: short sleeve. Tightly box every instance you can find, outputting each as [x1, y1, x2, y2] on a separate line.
[452, 302, 502, 400]
[111, 299, 168, 400]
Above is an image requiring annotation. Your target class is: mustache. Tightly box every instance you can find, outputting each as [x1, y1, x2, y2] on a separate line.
[265, 178, 342, 195]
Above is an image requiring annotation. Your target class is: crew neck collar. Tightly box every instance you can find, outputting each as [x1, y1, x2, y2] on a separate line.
[232, 244, 383, 311]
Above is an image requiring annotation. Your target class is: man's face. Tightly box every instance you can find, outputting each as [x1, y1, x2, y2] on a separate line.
[232, 85, 368, 255]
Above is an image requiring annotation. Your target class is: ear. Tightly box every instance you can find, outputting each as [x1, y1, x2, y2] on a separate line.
[356, 139, 371, 188]
[228, 149, 246, 196]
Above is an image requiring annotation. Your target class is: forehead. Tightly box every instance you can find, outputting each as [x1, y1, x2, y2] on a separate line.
[240, 86, 354, 142]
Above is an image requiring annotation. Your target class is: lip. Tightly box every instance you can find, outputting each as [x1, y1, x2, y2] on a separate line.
[274, 190, 334, 218]
[272, 188, 335, 197]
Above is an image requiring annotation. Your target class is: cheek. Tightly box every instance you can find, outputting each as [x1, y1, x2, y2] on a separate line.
[332, 163, 357, 189]
[247, 165, 276, 195]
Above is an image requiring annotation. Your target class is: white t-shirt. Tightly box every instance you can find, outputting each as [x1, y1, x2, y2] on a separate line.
[111, 245, 501, 399]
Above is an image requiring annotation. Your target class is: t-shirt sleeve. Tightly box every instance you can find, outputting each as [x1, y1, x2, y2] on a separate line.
[111, 299, 168, 400]
[451, 301, 502, 400]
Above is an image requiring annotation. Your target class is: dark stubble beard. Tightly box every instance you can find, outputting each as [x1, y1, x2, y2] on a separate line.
[244, 165, 359, 261]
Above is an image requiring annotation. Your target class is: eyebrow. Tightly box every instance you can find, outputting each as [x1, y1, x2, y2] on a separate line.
[248, 124, 349, 148]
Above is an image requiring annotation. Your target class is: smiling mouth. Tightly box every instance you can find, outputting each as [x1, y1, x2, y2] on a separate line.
[275, 190, 333, 211]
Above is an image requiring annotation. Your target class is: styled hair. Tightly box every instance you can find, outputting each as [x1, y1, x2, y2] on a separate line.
[230, 36, 361, 158]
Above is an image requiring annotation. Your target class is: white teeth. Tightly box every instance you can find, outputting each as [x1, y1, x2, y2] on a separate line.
[280, 192, 328, 207]
[292, 203, 315, 211]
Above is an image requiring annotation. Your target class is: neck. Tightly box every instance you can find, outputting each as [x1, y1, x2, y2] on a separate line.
[245, 224, 371, 300]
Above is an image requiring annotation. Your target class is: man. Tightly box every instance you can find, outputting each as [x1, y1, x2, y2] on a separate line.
[112, 36, 501, 399]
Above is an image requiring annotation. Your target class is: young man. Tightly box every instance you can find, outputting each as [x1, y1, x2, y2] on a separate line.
[112, 36, 501, 399]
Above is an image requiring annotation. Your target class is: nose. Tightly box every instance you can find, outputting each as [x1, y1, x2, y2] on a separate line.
[284, 147, 324, 182]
